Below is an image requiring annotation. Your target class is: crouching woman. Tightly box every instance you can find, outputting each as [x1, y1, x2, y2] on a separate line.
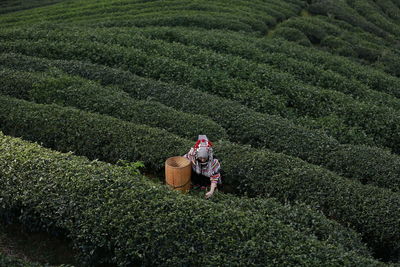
[183, 135, 222, 199]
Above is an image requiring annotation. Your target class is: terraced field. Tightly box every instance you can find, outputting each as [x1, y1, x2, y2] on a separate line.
[1, 0, 400, 266]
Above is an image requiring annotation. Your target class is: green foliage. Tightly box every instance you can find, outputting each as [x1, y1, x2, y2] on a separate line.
[0, 251, 71, 267]
[1, 0, 400, 263]
[2, 53, 399, 195]
[0, 132, 383, 266]
[0, 0, 305, 34]
[320, 35, 357, 57]
[346, 0, 400, 37]
[0, 0, 64, 15]
[308, 0, 389, 39]
[0, 95, 399, 260]
[2, 27, 400, 154]
[116, 160, 145, 176]
[271, 26, 312, 46]
[0, 67, 228, 142]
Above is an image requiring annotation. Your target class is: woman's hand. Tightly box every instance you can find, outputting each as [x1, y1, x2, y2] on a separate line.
[205, 190, 214, 199]
[205, 183, 217, 199]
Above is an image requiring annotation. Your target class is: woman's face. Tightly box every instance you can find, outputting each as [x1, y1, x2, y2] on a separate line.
[198, 157, 208, 163]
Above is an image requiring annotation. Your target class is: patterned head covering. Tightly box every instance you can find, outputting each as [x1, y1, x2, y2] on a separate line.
[193, 135, 214, 175]
[197, 146, 209, 159]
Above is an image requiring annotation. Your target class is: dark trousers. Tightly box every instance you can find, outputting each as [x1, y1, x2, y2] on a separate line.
[191, 172, 223, 190]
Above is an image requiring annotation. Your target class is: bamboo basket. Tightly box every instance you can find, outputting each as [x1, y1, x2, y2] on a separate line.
[165, 156, 192, 194]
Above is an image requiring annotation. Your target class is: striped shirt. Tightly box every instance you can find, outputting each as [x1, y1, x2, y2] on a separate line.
[184, 148, 222, 184]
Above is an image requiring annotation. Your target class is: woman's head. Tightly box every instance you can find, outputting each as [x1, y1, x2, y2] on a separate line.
[193, 135, 213, 166]
[197, 147, 209, 163]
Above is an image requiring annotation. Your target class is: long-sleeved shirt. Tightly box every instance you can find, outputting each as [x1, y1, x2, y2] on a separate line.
[183, 148, 222, 184]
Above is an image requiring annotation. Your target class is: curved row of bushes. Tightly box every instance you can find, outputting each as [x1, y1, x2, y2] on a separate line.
[271, 15, 399, 66]
[308, 0, 390, 39]
[3, 1, 400, 97]
[272, 12, 400, 77]
[200, 192, 371, 257]
[3, 31, 400, 153]
[2, 52, 399, 193]
[258, 37, 400, 98]
[346, 0, 400, 36]
[0, 36, 287, 115]
[134, 25, 400, 111]
[1, 131, 385, 266]
[271, 15, 342, 45]
[3, 25, 398, 103]
[375, 0, 400, 23]
[0, 0, 64, 15]
[0, 252, 44, 267]
[91, 11, 269, 34]
[0, 67, 228, 142]
[0, 0, 303, 33]
[0, 95, 399, 261]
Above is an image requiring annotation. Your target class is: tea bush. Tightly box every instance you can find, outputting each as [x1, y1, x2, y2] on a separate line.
[3, 32, 400, 153]
[2, 53, 399, 194]
[0, 95, 399, 259]
[0, 68, 228, 142]
[0, 132, 383, 266]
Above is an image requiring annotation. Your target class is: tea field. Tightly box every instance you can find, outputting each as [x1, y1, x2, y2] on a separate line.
[0, 0, 400, 266]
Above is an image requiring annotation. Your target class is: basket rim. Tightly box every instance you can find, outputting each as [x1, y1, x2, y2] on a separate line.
[165, 156, 191, 169]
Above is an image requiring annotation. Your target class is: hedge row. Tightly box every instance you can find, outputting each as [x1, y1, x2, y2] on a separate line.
[94, 27, 398, 118]
[272, 15, 342, 44]
[270, 26, 313, 46]
[320, 33, 383, 62]
[135, 25, 400, 111]
[0, 0, 64, 15]
[0, 95, 399, 261]
[89, 11, 269, 34]
[0, 67, 228, 142]
[258, 36, 400, 98]
[0, 0, 303, 33]
[346, 0, 400, 36]
[0, 36, 287, 116]
[8, 25, 400, 110]
[2, 52, 399, 193]
[271, 15, 397, 66]
[0, 94, 189, 170]
[5, 2, 400, 94]
[77, 0, 282, 33]
[374, 0, 400, 23]
[198, 192, 371, 257]
[0, 252, 71, 267]
[0, 252, 45, 267]
[308, 0, 390, 39]
[274, 13, 400, 77]
[0, 132, 384, 266]
[3, 31, 400, 153]
[3, 24, 399, 103]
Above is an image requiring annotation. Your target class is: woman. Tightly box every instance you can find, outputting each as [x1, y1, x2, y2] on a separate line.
[183, 135, 222, 199]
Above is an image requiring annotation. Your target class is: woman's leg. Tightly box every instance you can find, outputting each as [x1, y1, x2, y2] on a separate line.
[191, 172, 210, 187]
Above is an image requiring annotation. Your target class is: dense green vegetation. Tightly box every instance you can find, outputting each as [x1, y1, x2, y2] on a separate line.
[0, 67, 228, 142]
[1, 0, 400, 265]
[1, 95, 400, 262]
[0, 132, 386, 266]
[2, 26, 400, 154]
[2, 53, 400, 194]
[0, 253, 43, 267]
[0, 0, 64, 15]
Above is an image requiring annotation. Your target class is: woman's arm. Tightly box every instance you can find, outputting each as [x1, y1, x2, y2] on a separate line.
[205, 159, 221, 199]
[183, 147, 196, 165]
[205, 183, 218, 199]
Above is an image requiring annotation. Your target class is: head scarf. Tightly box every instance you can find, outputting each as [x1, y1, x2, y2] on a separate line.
[192, 135, 214, 176]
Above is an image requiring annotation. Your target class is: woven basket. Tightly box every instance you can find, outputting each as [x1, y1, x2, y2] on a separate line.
[165, 156, 192, 193]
